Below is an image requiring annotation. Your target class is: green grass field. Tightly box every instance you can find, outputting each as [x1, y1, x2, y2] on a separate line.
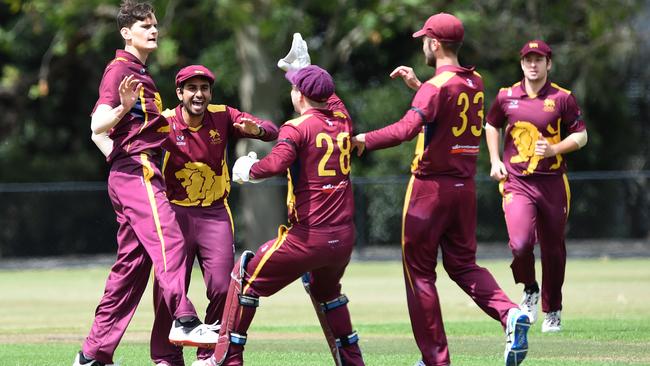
[1, 258, 649, 365]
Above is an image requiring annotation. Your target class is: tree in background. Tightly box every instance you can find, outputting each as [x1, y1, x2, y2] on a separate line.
[0, 0, 647, 255]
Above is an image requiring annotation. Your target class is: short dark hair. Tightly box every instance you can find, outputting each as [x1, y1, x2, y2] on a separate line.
[117, 0, 154, 29]
[440, 41, 462, 55]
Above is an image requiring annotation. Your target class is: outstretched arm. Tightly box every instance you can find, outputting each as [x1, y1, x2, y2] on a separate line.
[390, 66, 422, 91]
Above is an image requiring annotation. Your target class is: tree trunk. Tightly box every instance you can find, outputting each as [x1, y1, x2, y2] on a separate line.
[233, 24, 287, 249]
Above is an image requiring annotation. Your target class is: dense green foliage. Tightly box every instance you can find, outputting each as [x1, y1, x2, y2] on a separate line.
[1, 0, 646, 180]
[0, 1, 648, 250]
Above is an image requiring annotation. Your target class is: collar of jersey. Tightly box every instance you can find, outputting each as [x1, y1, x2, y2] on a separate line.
[515, 79, 552, 99]
[115, 49, 146, 67]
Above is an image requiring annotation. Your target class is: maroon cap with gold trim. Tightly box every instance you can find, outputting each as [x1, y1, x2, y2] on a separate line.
[520, 40, 552, 58]
[175, 65, 215, 87]
[412, 12, 464, 42]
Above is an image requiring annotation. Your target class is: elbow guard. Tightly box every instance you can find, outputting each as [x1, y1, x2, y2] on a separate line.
[568, 130, 588, 148]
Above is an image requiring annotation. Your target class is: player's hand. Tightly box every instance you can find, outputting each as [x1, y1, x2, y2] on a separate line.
[232, 152, 261, 184]
[118, 74, 142, 112]
[351, 134, 366, 157]
[234, 117, 264, 137]
[535, 136, 556, 157]
[489, 160, 508, 181]
[278, 33, 311, 71]
[389, 66, 422, 91]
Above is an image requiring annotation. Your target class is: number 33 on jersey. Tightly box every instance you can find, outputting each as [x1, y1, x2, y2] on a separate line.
[409, 66, 485, 179]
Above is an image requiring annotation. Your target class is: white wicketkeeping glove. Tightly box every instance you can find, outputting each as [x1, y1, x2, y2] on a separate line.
[277, 33, 311, 71]
[232, 151, 261, 184]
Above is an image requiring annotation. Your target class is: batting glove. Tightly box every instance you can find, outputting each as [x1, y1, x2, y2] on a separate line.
[277, 33, 311, 71]
[232, 151, 261, 184]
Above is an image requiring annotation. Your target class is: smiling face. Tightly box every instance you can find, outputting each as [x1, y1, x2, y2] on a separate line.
[177, 76, 212, 118]
[121, 14, 158, 53]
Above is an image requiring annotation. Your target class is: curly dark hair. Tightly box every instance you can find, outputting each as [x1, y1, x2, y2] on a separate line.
[117, 0, 155, 29]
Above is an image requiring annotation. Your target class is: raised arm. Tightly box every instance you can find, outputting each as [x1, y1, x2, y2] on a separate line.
[91, 74, 142, 134]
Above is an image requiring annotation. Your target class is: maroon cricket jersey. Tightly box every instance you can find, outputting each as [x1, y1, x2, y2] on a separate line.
[365, 65, 484, 179]
[250, 94, 354, 227]
[486, 80, 586, 176]
[161, 104, 278, 207]
[93, 50, 167, 162]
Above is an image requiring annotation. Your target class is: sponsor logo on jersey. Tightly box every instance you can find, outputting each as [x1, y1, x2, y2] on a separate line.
[321, 180, 349, 194]
[450, 144, 479, 155]
[176, 134, 186, 146]
[508, 99, 519, 109]
[466, 78, 474, 87]
[209, 129, 222, 145]
[543, 98, 556, 112]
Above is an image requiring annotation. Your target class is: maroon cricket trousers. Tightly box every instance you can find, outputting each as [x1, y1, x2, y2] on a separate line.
[82, 153, 197, 364]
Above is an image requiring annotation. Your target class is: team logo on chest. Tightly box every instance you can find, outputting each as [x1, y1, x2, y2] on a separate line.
[508, 99, 519, 109]
[209, 129, 222, 145]
[543, 98, 556, 112]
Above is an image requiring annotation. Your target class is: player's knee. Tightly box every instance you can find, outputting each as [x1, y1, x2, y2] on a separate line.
[509, 237, 534, 256]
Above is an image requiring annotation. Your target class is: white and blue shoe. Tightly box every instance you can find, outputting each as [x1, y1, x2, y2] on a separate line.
[504, 308, 531, 366]
[520, 290, 539, 324]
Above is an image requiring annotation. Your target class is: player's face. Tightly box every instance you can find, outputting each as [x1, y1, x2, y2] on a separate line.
[178, 77, 212, 116]
[521, 53, 551, 82]
[123, 14, 158, 52]
[290, 85, 301, 113]
[423, 37, 436, 66]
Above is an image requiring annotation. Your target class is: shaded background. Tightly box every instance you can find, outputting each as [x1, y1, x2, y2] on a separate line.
[0, 0, 648, 257]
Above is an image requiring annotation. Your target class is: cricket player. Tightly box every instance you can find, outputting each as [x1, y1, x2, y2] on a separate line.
[149, 64, 278, 366]
[201, 63, 365, 366]
[351, 13, 530, 366]
[75, 1, 216, 365]
[485, 40, 588, 333]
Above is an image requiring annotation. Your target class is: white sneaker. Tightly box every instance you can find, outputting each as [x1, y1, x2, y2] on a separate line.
[413, 359, 450, 365]
[542, 311, 562, 333]
[191, 357, 218, 366]
[520, 290, 539, 324]
[191, 359, 213, 366]
[205, 320, 221, 332]
[72, 352, 114, 366]
[504, 308, 530, 366]
[169, 318, 219, 348]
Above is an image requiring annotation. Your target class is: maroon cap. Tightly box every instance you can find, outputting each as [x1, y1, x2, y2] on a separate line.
[520, 40, 552, 58]
[285, 65, 335, 102]
[412, 12, 464, 42]
[175, 65, 215, 87]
